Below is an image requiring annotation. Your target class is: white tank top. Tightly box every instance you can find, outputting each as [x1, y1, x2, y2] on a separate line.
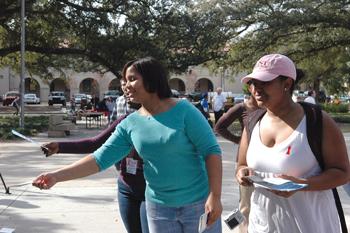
[247, 116, 341, 233]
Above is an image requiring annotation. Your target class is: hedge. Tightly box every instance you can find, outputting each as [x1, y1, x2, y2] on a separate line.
[0, 116, 49, 140]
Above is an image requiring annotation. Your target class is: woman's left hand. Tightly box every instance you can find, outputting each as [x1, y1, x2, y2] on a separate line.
[205, 193, 222, 226]
[269, 174, 308, 198]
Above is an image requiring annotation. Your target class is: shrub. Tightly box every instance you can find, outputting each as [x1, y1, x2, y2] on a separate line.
[320, 103, 349, 113]
[0, 116, 49, 140]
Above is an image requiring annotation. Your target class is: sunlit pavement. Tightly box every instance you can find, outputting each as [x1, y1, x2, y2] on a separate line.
[0, 125, 349, 233]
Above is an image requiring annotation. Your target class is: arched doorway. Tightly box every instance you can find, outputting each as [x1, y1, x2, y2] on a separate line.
[25, 77, 40, 97]
[79, 78, 99, 97]
[194, 78, 213, 93]
[108, 78, 121, 92]
[169, 78, 186, 93]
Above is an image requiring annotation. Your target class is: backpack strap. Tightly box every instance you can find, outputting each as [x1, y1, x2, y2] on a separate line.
[299, 102, 324, 168]
[246, 108, 266, 143]
[299, 102, 348, 233]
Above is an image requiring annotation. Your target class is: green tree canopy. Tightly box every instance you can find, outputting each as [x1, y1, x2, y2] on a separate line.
[220, 0, 350, 93]
[0, 0, 233, 78]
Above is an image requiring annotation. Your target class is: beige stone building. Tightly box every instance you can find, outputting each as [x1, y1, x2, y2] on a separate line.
[0, 65, 245, 102]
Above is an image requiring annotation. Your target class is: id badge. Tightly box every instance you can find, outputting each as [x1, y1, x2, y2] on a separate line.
[126, 158, 138, 175]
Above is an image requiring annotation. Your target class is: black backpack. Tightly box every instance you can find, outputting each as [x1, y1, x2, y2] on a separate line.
[246, 101, 347, 233]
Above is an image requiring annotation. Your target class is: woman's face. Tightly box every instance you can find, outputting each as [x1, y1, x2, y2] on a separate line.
[120, 79, 127, 94]
[124, 66, 150, 103]
[247, 77, 286, 108]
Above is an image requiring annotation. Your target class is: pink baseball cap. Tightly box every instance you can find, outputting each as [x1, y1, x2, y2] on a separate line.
[241, 54, 296, 83]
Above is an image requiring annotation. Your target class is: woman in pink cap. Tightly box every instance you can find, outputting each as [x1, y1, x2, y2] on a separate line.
[235, 54, 350, 233]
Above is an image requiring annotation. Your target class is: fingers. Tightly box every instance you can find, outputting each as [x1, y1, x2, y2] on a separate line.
[205, 196, 222, 226]
[236, 167, 254, 186]
[277, 174, 308, 184]
[41, 146, 50, 157]
[32, 175, 46, 189]
[206, 208, 221, 226]
[32, 174, 55, 190]
[41, 142, 58, 157]
[269, 189, 296, 198]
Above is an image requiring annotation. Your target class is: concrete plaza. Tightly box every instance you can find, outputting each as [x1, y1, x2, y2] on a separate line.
[0, 125, 349, 233]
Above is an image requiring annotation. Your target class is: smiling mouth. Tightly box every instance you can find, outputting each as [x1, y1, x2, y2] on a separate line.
[254, 93, 265, 101]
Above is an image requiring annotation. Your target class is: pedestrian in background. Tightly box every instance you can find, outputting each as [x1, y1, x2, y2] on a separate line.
[105, 97, 115, 124]
[11, 96, 20, 115]
[215, 94, 260, 233]
[304, 90, 316, 104]
[111, 79, 136, 122]
[33, 57, 223, 233]
[236, 53, 349, 233]
[212, 87, 226, 124]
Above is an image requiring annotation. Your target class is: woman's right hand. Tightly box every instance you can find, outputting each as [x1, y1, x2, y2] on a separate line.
[32, 173, 57, 190]
[42, 142, 59, 157]
[236, 166, 254, 186]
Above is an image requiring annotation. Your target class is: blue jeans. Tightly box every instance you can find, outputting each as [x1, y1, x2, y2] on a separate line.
[146, 198, 222, 233]
[118, 179, 149, 233]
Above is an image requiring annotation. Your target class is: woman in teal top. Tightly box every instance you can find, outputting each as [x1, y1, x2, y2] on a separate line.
[33, 57, 223, 233]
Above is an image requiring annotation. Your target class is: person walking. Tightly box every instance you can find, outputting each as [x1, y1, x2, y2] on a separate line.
[33, 57, 223, 233]
[214, 94, 260, 233]
[212, 87, 226, 124]
[105, 97, 115, 124]
[11, 96, 20, 115]
[110, 79, 136, 122]
[236, 53, 350, 233]
[304, 90, 316, 104]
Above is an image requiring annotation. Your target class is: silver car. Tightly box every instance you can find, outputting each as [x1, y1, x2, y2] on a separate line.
[24, 93, 40, 104]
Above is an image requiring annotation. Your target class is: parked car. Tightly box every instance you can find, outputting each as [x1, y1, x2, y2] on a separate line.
[86, 94, 92, 103]
[24, 93, 40, 104]
[103, 90, 121, 101]
[187, 92, 202, 102]
[232, 93, 246, 104]
[339, 95, 350, 103]
[2, 91, 20, 106]
[48, 91, 66, 106]
[292, 90, 307, 102]
[73, 93, 88, 105]
[171, 89, 180, 98]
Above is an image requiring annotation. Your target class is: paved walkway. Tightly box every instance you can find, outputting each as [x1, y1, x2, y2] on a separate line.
[0, 125, 349, 232]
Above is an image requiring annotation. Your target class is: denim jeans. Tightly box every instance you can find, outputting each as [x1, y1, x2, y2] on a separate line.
[146, 198, 222, 233]
[118, 179, 149, 233]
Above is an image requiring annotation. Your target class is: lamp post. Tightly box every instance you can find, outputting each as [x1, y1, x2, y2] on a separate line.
[220, 67, 226, 91]
[19, 0, 26, 128]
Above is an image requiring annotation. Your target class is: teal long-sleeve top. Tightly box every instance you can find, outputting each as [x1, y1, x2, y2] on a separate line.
[93, 99, 221, 207]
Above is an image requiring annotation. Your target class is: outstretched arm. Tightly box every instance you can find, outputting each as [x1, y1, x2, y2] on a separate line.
[42, 115, 126, 156]
[32, 154, 99, 189]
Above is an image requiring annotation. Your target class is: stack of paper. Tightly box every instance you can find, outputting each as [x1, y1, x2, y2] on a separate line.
[247, 175, 307, 191]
